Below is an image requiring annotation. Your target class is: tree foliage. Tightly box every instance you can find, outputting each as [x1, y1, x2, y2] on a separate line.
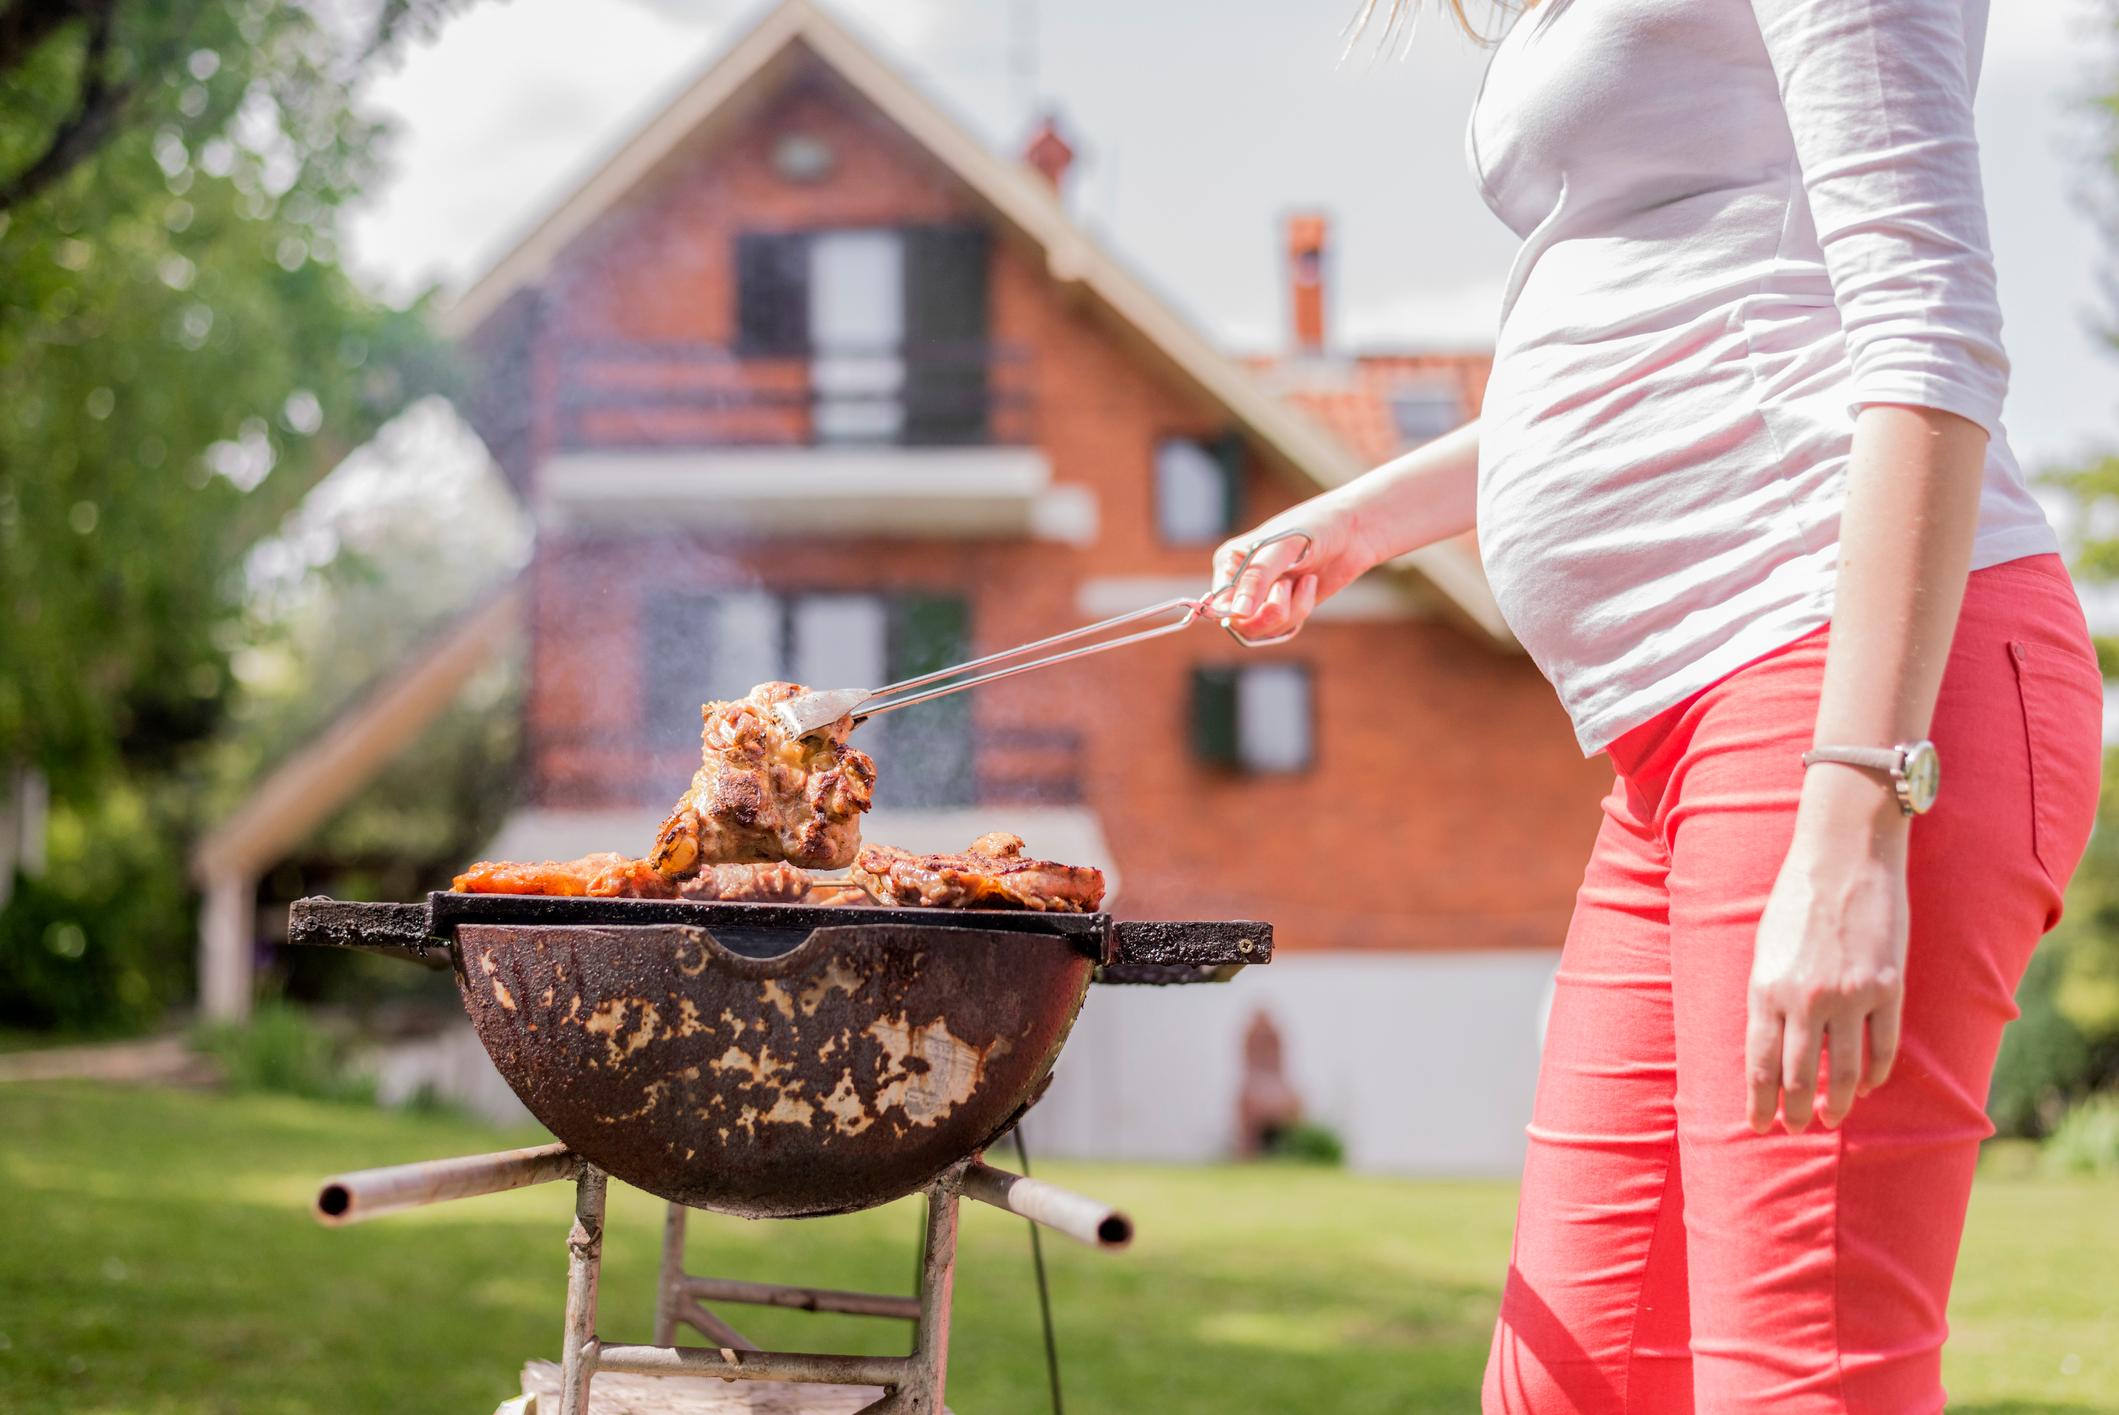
[1, 0, 462, 794]
[0, 0, 464, 1028]
[2005, 0, 2119, 1121]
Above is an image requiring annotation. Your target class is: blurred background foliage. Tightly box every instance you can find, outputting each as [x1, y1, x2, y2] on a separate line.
[0, 0, 528, 1033]
[1991, 1, 2119, 1143]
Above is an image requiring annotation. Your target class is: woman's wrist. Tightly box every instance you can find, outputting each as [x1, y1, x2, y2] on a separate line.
[1793, 762, 1910, 860]
[1336, 487, 1390, 579]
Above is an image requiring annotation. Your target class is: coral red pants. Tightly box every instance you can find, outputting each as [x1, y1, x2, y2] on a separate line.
[1482, 554, 2104, 1413]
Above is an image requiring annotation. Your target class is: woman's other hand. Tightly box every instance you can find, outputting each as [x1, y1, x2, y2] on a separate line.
[1211, 494, 1378, 643]
[1745, 768, 1910, 1133]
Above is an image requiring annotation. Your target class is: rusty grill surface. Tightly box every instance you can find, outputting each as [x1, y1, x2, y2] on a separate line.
[453, 920, 1093, 1218]
[290, 893, 1270, 1218]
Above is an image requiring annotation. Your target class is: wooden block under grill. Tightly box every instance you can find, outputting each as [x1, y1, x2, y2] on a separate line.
[511, 1360, 954, 1413]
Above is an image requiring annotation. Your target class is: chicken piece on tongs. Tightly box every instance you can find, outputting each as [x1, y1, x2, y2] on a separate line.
[649, 682, 878, 876]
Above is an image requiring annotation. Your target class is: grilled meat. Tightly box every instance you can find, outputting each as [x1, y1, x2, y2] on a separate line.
[851, 833, 1105, 913]
[453, 853, 648, 897]
[676, 862, 815, 903]
[452, 854, 814, 902]
[650, 682, 877, 874]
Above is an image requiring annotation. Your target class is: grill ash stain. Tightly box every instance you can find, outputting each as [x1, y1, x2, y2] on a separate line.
[862, 1014, 1005, 1127]
[581, 998, 662, 1064]
[798, 957, 867, 1016]
[477, 948, 518, 1011]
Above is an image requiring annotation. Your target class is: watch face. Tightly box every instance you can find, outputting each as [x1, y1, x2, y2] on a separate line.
[1902, 740, 1941, 814]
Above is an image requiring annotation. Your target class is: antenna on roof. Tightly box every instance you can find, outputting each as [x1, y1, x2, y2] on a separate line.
[1010, 0, 1040, 124]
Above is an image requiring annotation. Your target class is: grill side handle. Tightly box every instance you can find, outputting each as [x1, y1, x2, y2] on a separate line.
[288, 897, 449, 967]
[1103, 919, 1271, 972]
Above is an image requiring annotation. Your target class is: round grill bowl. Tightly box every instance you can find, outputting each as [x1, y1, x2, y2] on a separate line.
[452, 920, 1094, 1218]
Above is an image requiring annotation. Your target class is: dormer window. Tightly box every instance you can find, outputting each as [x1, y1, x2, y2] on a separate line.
[771, 132, 834, 183]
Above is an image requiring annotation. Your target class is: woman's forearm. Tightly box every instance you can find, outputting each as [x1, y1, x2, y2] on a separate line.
[1338, 418, 1483, 569]
[1218, 418, 1482, 631]
[1747, 402, 1988, 1133]
[1800, 404, 1988, 836]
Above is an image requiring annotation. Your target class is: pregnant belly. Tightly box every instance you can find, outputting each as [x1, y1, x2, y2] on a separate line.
[1475, 317, 1847, 689]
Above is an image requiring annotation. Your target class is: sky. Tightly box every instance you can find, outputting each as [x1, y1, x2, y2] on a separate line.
[342, 0, 2116, 473]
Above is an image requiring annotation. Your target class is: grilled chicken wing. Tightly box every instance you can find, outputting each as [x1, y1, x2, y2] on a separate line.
[851, 833, 1105, 913]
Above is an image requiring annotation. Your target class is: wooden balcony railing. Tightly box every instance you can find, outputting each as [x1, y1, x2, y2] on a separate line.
[552, 339, 1037, 451]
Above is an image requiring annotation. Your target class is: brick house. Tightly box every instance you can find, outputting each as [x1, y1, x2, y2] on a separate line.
[198, 0, 1608, 1172]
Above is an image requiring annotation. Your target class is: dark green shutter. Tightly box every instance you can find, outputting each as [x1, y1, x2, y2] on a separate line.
[735, 232, 810, 354]
[1191, 666, 1242, 768]
[881, 595, 974, 806]
[901, 226, 990, 445]
[1211, 431, 1247, 538]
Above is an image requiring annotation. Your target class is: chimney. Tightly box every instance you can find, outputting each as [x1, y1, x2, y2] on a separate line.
[1023, 112, 1075, 192]
[1286, 212, 1328, 356]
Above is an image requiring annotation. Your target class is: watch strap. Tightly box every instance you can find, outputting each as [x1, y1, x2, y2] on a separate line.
[1801, 745, 1904, 774]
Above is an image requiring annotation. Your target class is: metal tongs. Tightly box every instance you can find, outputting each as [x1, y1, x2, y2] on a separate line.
[773, 529, 1315, 740]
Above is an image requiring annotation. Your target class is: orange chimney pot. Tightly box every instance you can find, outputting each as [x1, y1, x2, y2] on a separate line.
[1287, 212, 1328, 356]
[1023, 113, 1075, 191]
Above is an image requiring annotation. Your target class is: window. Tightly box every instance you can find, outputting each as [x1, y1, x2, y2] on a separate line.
[1191, 663, 1314, 774]
[1156, 434, 1242, 545]
[644, 588, 860, 749]
[642, 590, 972, 806]
[809, 230, 906, 445]
[734, 226, 991, 445]
[1388, 382, 1462, 447]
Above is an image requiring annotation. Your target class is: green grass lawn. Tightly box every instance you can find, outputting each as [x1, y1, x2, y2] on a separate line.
[0, 1083, 2112, 1413]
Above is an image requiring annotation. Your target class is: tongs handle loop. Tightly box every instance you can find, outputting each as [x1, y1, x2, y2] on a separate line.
[1206, 528, 1317, 648]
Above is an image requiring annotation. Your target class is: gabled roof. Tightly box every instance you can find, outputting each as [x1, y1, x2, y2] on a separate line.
[1245, 352, 1494, 469]
[189, 577, 526, 883]
[442, 0, 1511, 644]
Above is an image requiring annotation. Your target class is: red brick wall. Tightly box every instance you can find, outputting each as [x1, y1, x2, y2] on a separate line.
[512, 68, 1609, 954]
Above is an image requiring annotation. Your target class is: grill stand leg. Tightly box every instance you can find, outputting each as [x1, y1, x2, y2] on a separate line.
[554, 1166, 966, 1414]
[558, 1163, 608, 1415]
[855, 1168, 962, 1415]
[652, 1201, 686, 1348]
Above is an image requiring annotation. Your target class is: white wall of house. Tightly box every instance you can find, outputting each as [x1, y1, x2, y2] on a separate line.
[1028, 949, 1562, 1177]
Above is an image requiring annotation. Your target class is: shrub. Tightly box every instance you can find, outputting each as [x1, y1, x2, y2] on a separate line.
[1264, 1121, 1347, 1167]
[2043, 1092, 2119, 1177]
[1989, 945, 2095, 1138]
[194, 1002, 375, 1104]
[0, 789, 195, 1036]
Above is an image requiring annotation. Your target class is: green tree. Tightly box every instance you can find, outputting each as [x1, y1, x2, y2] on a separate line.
[2002, 0, 2119, 1122]
[0, 0, 463, 1030]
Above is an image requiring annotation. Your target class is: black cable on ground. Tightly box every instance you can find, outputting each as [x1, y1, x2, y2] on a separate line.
[1012, 1123, 1065, 1415]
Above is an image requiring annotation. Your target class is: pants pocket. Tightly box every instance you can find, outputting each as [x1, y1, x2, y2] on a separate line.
[2008, 638, 2105, 890]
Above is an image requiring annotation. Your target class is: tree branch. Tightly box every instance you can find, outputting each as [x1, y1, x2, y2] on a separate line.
[0, 0, 82, 81]
[0, 0, 129, 214]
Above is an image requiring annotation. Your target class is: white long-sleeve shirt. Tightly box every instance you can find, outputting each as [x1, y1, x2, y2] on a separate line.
[1466, 0, 2056, 754]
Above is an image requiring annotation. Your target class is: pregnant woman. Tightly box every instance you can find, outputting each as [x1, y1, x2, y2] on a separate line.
[1216, 1, 2103, 1409]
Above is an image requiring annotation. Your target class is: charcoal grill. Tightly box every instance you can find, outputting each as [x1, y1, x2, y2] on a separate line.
[290, 890, 1269, 1413]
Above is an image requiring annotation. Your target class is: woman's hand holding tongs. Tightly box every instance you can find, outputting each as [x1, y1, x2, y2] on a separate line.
[1211, 494, 1378, 645]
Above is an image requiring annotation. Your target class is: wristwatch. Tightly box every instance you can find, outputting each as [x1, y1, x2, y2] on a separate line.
[1800, 740, 1941, 816]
